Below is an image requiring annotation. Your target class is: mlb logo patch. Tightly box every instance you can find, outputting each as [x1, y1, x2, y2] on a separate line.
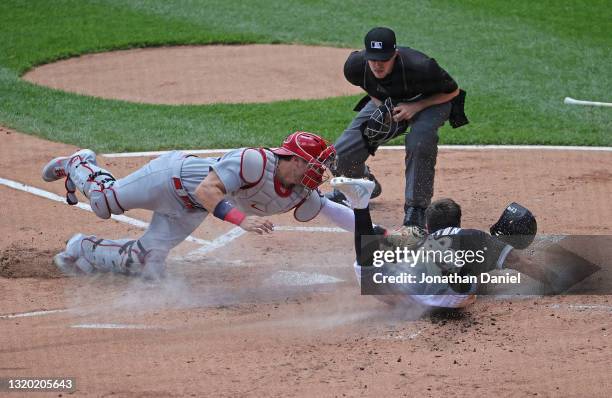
[370, 41, 383, 49]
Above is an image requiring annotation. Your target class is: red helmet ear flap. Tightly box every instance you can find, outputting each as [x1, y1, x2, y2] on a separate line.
[317, 145, 336, 167]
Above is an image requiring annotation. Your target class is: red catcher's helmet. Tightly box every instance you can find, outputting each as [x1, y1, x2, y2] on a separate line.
[271, 131, 336, 190]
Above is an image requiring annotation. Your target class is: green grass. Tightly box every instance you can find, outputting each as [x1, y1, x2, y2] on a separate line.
[0, 0, 610, 151]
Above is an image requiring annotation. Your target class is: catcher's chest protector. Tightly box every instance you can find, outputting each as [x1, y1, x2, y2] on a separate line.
[229, 149, 309, 216]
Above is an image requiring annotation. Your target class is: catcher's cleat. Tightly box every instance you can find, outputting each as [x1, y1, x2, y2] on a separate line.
[330, 177, 375, 209]
[53, 252, 80, 276]
[42, 149, 96, 182]
[53, 233, 92, 275]
[403, 206, 426, 230]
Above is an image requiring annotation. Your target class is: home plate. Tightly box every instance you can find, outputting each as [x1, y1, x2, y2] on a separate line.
[71, 323, 162, 330]
[265, 271, 344, 287]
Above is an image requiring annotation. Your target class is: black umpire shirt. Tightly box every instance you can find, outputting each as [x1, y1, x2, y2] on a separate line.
[344, 47, 468, 128]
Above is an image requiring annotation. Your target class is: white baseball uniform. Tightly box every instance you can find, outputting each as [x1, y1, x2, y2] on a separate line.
[58, 148, 354, 277]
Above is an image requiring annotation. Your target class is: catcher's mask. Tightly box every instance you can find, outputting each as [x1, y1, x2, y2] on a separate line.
[271, 131, 336, 190]
[362, 98, 409, 147]
[490, 202, 537, 249]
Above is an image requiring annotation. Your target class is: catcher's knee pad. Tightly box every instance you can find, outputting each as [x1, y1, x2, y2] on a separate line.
[90, 182, 125, 219]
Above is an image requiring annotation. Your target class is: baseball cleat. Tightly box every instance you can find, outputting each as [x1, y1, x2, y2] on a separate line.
[42, 149, 96, 182]
[53, 252, 80, 276]
[53, 233, 92, 275]
[403, 206, 426, 229]
[330, 177, 375, 209]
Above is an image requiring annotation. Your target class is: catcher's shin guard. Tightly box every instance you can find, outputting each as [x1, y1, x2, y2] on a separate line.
[79, 237, 151, 276]
[66, 156, 125, 219]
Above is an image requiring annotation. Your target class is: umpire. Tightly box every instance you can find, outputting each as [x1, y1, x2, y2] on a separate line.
[326, 27, 468, 229]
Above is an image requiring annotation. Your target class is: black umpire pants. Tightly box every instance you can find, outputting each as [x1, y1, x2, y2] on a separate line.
[334, 100, 451, 210]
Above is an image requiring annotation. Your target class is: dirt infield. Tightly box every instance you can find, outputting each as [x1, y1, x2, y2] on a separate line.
[22, 45, 363, 104]
[1, 126, 611, 396]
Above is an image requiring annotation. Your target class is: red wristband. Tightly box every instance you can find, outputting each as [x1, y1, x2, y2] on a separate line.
[213, 200, 246, 226]
[225, 208, 246, 226]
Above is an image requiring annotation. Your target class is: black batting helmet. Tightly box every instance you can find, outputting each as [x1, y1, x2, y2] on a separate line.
[490, 202, 537, 249]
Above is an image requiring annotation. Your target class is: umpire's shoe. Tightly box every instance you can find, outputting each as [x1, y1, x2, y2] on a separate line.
[403, 206, 426, 229]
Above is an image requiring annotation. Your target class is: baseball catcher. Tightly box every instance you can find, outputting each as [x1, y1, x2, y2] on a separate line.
[42, 132, 359, 279]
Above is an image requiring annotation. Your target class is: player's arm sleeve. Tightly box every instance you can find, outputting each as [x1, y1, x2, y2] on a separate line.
[344, 51, 366, 88]
[483, 232, 513, 270]
[460, 229, 512, 273]
[317, 196, 355, 232]
[423, 58, 458, 95]
[209, 151, 244, 194]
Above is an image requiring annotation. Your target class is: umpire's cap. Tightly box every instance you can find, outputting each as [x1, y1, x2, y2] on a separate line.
[364, 27, 397, 61]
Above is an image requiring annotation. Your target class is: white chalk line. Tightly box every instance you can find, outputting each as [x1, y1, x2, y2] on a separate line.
[264, 270, 344, 287]
[184, 226, 246, 258]
[103, 144, 612, 158]
[0, 177, 210, 246]
[275, 226, 345, 233]
[0, 309, 69, 319]
[71, 323, 162, 330]
[550, 304, 612, 312]
[381, 329, 423, 340]
[104, 148, 231, 158]
[183, 225, 345, 258]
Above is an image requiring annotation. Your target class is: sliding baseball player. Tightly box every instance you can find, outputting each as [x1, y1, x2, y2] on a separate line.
[42, 132, 356, 279]
[331, 177, 542, 309]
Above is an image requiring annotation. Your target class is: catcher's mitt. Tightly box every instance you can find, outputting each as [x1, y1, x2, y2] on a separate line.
[380, 225, 426, 250]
